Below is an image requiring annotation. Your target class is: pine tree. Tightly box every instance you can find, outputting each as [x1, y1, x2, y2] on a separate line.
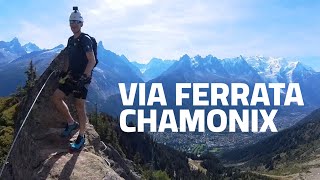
[13, 60, 37, 99]
[24, 60, 37, 92]
[134, 152, 142, 165]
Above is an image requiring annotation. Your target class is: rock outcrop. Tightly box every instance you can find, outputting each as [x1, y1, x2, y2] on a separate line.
[2, 49, 139, 179]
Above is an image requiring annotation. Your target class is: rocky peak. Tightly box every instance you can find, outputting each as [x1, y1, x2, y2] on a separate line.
[9, 37, 20, 46]
[2, 49, 139, 179]
[98, 41, 104, 49]
[0, 37, 26, 56]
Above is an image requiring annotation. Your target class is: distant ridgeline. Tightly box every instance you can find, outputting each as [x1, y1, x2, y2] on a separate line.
[118, 83, 304, 133]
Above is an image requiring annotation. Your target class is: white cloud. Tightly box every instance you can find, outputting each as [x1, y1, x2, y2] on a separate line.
[103, 0, 153, 10]
[18, 21, 69, 48]
[76, 0, 255, 62]
[2, 0, 319, 63]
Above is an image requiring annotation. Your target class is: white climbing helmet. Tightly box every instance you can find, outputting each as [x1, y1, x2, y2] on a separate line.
[69, 6, 84, 22]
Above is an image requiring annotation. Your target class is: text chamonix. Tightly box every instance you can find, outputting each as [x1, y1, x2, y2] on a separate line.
[118, 83, 304, 133]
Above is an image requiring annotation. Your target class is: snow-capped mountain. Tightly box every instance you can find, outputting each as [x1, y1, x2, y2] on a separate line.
[132, 58, 176, 81]
[0, 40, 144, 101]
[0, 45, 64, 96]
[159, 54, 262, 83]
[0, 38, 45, 64]
[9, 44, 64, 69]
[157, 54, 320, 106]
[0, 38, 27, 64]
[103, 54, 320, 123]
[221, 56, 263, 83]
[1, 36, 319, 116]
[245, 56, 316, 83]
[0, 37, 26, 56]
[156, 54, 317, 87]
[22, 42, 42, 53]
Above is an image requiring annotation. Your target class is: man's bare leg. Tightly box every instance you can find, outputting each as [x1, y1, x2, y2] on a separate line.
[75, 98, 87, 136]
[51, 89, 74, 123]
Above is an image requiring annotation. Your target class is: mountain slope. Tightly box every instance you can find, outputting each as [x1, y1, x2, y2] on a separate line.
[245, 56, 316, 83]
[222, 108, 320, 175]
[132, 58, 176, 81]
[103, 54, 320, 118]
[160, 54, 231, 83]
[0, 38, 27, 64]
[221, 56, 263, 83]
[0, 49, 271, 180]
[0, 45, 64, 96]
[22, 42, 42, 53]
[88, 42, 143, 103]
[0, 41, 144, 102]
[0, 38, 26, 57]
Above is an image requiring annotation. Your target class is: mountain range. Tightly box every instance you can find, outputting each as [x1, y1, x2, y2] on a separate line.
[0, 38, 144, 101]
[132, 58, 176, 81]
[22, 42, 42, 53]
[1, 37, 320, 179]
[0, 37, 319, 117]
[0, 38, 27, 64]
[1, 47, 275, 180]
[0, 43, 64, 96]
[102, 53, 319, 118]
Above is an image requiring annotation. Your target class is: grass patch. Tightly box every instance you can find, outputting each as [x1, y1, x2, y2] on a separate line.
[0, 97, 12, 112]
[188, 158, 207, 174]
[2, 103, 19, 124]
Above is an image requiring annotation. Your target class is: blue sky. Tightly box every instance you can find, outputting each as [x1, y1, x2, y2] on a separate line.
[0, 0, 319, 64]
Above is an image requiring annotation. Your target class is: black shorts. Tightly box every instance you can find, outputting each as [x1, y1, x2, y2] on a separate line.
[58, 76, 90, 99]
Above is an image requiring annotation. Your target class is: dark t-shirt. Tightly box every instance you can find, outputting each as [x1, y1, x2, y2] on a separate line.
[67, 33, 93, 75]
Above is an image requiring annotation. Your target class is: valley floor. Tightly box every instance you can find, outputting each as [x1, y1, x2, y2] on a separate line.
[237, 157, 320, 180]
[256, 168, 320, 180]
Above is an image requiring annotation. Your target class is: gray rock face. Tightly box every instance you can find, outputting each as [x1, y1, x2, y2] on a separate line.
[2, 49, 137, 180]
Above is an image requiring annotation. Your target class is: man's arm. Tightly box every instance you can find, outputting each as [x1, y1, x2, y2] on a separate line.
[84, 51, 96, 77]
[81, 35, 96, 77]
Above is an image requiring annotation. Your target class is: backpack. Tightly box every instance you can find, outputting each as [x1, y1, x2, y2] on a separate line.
[77, 33, 99, 67]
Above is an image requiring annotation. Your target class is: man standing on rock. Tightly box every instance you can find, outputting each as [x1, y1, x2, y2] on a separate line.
[52, 7, 97, 151]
